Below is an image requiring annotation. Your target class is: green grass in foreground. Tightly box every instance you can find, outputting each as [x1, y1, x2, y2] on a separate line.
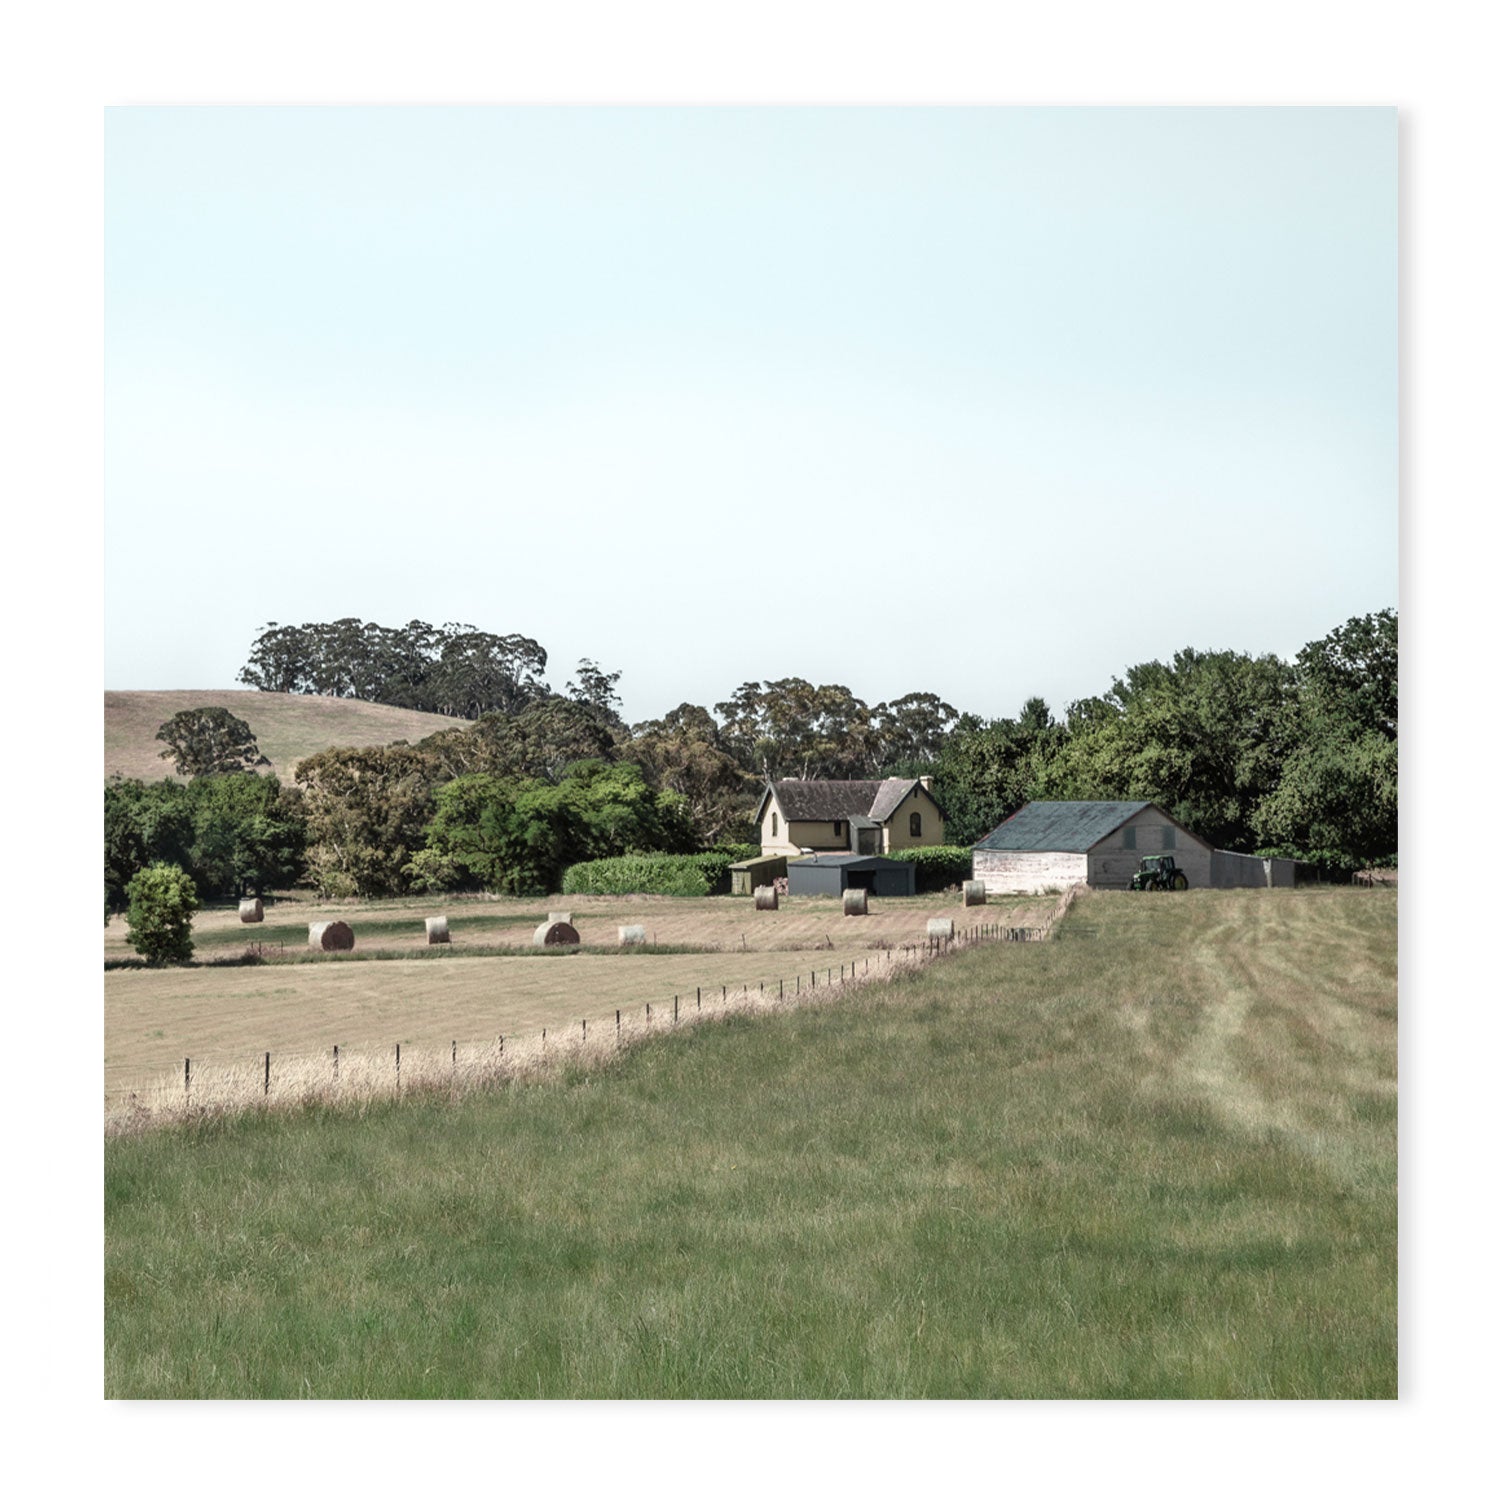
[104, 889, 1396, 1398]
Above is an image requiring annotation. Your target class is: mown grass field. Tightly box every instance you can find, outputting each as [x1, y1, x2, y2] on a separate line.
[104, 889, 1051, 1104]
[104, 689, 464, 782]
[104, 887, 1396, 1398]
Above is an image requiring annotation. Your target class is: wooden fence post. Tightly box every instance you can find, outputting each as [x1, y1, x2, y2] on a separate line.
[184, 1057, 190, 1097]
[264, 1051, 270, 1097]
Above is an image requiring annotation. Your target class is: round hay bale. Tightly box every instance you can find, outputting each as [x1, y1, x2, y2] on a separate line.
[238, 897, 264, 924]
[843, 888, 868, 916]
[309, 920, 355, 952]
[754, 885, 779, 911]
[926, 917, 954, 940]
[533, 920, 580, 947]
[618, 924, 646, 946]
[962, 880, 987, 907]
[425, 915, 450, 945]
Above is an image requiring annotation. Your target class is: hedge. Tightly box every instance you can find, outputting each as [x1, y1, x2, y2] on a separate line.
[561, 850, 749, 897]
[883, 845, 973, 892]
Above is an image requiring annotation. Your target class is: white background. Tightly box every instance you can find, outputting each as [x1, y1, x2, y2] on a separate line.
[2, 1, 1492, 1493]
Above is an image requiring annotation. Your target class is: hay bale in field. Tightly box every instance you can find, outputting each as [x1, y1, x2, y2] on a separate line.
[308, 920, 355, 952]
[843, 888, 868, 916]
[926, 917, 954, 940]
[754, 885, 778, 911]
[618, 925, 646, 946]
[238, 897, 264, 923]
[962, 880, 986, 907]
[548, 911, 573, 926]
[425, 915, 450, 945]
[533, 920, 580, 947]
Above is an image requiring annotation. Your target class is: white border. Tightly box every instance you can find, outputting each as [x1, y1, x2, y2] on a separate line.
[6, 1, 1492, 1492]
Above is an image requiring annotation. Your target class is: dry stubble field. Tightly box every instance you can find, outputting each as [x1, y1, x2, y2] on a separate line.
[105, 889, 1054, 1107]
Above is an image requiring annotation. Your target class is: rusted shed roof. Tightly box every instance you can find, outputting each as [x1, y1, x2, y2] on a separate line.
[973, 801, 1155, 852]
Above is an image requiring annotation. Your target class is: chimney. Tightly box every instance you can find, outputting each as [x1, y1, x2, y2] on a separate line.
[918, 776, 933, 792]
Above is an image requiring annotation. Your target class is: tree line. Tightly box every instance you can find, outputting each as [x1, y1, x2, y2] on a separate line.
[105, 608, 1396, 921]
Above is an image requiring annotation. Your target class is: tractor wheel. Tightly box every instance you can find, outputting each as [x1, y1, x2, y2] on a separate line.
[1171, 872, 1188, 891]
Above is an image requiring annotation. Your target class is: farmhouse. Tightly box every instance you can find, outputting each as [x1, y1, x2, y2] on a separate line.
[755, 777, 946, 858]
[972, 801, 1296, 893]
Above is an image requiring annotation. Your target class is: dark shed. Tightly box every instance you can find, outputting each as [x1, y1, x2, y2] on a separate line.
[786, 854, 917, 898]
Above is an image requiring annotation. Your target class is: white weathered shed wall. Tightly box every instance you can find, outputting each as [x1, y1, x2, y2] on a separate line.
[1088, 808, 1213, 889]
[974, 849, 1087, 893]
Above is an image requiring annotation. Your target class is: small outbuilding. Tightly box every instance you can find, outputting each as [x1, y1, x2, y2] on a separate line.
[973, 801, 1294, 892]
[729, 854, 789, 896]
[786, 853, 916, 899]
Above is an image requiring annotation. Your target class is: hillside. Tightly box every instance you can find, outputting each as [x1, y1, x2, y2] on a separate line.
[104, 690, 468, 783]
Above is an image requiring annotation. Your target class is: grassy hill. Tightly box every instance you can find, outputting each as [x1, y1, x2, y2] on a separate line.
[104, 888, 1396, 1398]
[104, 690, 468, 783]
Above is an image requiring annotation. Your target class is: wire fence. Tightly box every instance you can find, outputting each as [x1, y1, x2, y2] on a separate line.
[105, 891, 1078, 1134]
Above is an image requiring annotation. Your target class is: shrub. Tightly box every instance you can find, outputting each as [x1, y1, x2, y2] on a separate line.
[884, 845, 973, 892]
[124, 862, 200, 966]
[561, 851, 746, 897]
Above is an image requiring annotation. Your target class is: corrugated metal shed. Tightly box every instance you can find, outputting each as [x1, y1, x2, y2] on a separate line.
[787, 854, 916, 898]
[974, 801, 1153, 852]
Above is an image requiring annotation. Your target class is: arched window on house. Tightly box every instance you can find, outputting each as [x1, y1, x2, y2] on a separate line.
[771, 812, 778, 837]
[910, 811, 922, 838]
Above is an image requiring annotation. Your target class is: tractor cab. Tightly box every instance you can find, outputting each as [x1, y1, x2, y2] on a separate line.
[1130, 854, 1189, 891]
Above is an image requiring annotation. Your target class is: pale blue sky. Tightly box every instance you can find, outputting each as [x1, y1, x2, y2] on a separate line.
[105, 106, 1395, 723]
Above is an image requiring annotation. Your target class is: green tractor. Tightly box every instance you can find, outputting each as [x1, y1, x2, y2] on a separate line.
[1130, 854, 1189, 891]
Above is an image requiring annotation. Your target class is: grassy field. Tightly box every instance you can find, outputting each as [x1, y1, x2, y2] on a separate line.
[104, 689, 464, 782]
[104, 887, 1396, 1398]
[104, 889, 1053, 1107]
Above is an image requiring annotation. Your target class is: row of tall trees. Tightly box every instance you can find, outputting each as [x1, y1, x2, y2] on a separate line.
[110, 607, 1394, 912]
[922, 610, 1397, 867]
[105, 772, 307, 913]
[238, 619, 551, 718]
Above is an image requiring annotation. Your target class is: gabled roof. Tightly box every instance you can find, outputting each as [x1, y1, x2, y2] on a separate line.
[754, 777, 948, 827]
[756, 777, 941, 823]
[973, 801, 1155, 852]
[869, 778, 923, 822]
[770, 779, 891, 821]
